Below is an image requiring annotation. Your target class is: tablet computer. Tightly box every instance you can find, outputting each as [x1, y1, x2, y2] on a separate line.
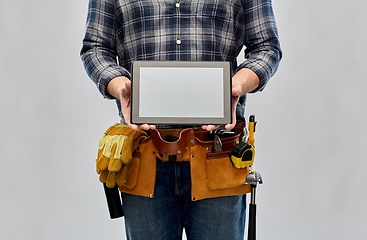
[131, 61, 232, 125]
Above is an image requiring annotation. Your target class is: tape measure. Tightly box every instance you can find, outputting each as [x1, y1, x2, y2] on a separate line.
[229, 115, 256, 169]
[229, 142, 255, 169]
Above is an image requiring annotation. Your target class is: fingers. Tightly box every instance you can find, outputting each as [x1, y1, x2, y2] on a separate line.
[120, 80, 131, 97]
[123, 122, 156, 132]
[225, 85, 240, 130]
[139, 124, 156, 131]
[202, 125, 219, 131]
[125, 119, 156, 131]
[118, 80, 135, 130]
[127, 123, 138, 131]
[225, 120, 236, 130]
[232, 86, 240, 97]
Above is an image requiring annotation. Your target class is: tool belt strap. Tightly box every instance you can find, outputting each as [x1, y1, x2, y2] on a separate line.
[151, 122, 245, 162]
[151, 128, 198, 162]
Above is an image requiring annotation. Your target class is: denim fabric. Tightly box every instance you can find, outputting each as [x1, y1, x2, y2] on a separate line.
[122, 159, 246, 240]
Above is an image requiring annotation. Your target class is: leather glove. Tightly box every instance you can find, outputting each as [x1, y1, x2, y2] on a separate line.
[96, 124, 148, 188]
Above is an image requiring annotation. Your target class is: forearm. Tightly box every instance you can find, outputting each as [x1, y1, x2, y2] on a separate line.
[80, 0, 130, 99]
[81, 48, 130, 99]
[237, 45, 281, 93]
[232, 68, 260, 97]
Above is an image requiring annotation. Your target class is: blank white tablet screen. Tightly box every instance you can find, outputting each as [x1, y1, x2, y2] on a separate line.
[139, 67, 223, 118]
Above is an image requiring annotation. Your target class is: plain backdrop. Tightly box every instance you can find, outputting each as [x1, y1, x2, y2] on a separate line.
[1, 0, 366, 239]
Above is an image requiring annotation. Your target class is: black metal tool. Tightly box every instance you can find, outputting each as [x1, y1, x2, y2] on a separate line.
[246, 171, 263, 240]
[103, 183, 124, 219]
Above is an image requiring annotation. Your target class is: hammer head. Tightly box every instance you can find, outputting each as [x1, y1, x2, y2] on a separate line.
[245, 171, 263, 185]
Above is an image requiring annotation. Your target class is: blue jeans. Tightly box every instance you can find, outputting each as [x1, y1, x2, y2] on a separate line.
[122, 159, 247, 240]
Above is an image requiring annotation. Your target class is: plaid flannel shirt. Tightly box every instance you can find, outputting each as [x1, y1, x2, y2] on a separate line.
[81, 0, 282, 122]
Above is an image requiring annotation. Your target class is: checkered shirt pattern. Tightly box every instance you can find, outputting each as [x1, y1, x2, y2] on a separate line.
[81, 0, 282, 122]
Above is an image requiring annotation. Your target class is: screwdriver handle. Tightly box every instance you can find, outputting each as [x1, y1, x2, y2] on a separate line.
[248, 115, 256, 146]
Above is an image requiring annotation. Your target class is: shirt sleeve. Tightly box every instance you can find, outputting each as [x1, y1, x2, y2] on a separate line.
[236, 0, 282, 92]
[80, 0, 130, 99]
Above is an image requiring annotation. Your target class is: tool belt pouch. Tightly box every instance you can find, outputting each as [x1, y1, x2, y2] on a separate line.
[118, 137, 157, 198]
[146, 123, 252, 201]
[119, 128, 196, 198]
[191, 132, 252, 201]
[95, 123, 156, 198]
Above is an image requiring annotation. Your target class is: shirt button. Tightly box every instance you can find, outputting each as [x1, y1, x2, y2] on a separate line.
[176, 39, 181, 45]
[176, 2, 180, 7]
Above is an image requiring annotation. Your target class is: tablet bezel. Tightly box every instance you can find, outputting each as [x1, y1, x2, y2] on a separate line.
[131, 61, 232, 125]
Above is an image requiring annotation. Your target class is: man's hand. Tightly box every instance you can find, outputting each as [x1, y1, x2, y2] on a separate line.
[107, 76, 156, 131]
[225, 83, 242, 130]
[203, 68, 260, 132]
[201, 83, 241, 132]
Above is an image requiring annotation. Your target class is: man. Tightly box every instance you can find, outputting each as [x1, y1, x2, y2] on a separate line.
[81, 0, 281, 239]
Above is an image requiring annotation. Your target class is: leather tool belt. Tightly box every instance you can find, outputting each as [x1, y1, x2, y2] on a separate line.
[118, 122, 252, 201]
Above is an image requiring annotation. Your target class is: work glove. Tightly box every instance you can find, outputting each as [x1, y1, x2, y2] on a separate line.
[96, 123, 148, 188]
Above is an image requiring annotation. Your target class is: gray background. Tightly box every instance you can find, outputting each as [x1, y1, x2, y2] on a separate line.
[1, 0, 366, 239]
